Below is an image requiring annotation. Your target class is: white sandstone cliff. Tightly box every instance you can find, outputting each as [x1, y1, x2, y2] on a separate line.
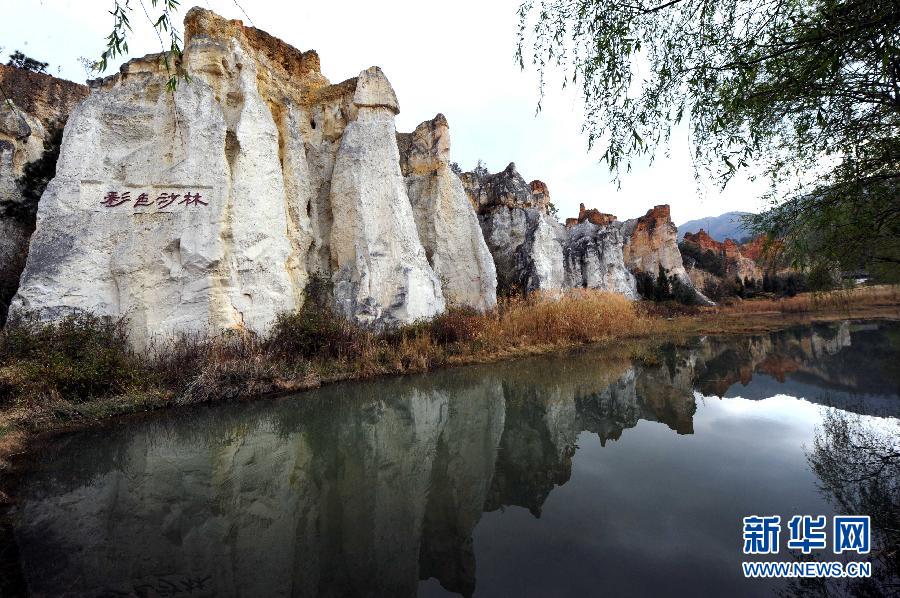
[10, 9, 447, 341]
[398, 114, 497, 311]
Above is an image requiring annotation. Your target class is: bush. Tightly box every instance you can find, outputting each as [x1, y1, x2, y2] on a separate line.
[702, 277, 729, 301]
[266, 307, 361, 360]
[672, 276, 697, 305]
[0, 312, 140, 403]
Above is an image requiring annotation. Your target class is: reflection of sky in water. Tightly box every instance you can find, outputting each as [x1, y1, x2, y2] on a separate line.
[8, 320, 898, 598]
[722, 376, 898, 414]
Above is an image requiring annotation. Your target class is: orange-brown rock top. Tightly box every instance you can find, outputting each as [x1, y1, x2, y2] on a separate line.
[567, 203, 617, 228]
[529, 180, 550, 203]
[682, 229, 723, 253]
[92, 7, 336, 107]
[740, 234, 782, 261]
[683, 228, 777, 264]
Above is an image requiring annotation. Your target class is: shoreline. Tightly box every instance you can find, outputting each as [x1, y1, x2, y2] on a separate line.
[1, 290, 897, 479]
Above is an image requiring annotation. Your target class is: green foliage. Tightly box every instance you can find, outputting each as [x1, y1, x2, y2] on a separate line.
[637, 264, 696, 304]
[702, 277, 728, 302]
[806, 263, 839, 291]
[0, 313, 139, 403]
[518, 0, 900, 279]
[265, 272, 356, 360]
[671, 276, 697, 305]
[96, 0, 186, 90]
[679, 241, 725, 276]
[654, 263, 671, 301]
[6, 50, 48, 73]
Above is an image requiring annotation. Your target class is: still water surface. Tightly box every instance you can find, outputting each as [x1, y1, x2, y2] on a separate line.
[8, 320, 900, 597]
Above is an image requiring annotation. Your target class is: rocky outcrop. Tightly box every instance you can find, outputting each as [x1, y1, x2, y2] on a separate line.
[9, 8, 447, 341]
[463, 166, 643, 298]
[563, 220, 637, 298]
[0, 65, 88, 324]
[397, 114, 497, 311]
[682, 228, 765, 282]
[623, 205, 713, 304]
[4, 9, 719, 336]
[328, 68, 445, 325]
[565, 202, 617, 228]
[463, 163, 567, 294]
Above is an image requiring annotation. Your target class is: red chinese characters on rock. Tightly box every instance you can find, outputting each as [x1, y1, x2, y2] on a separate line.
[100, 190, 208, 211]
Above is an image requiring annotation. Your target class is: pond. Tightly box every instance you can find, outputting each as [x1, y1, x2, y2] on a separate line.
[4, 320, 899, 597]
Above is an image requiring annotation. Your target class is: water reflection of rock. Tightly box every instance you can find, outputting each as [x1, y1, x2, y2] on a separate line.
[13, 351, 698, 597]
[692, 321, 900, 404]
[11, 320, 896, 597]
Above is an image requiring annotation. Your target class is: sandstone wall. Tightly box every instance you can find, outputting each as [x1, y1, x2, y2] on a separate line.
[10, 8, 457, 340]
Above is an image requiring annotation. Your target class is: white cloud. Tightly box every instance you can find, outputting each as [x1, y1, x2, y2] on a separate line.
[1, 0, 770, 223]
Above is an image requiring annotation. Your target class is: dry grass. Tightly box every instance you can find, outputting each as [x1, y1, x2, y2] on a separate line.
[1, 285, 898, 464]
[716, 284, 900, 314]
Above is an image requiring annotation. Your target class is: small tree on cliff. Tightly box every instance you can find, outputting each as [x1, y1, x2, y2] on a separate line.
[6, 51, 48, 73]
[517, 0, 900, 281]
[654, 264, 671, 301]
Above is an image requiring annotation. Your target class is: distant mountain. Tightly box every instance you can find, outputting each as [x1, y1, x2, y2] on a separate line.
[677, 211, 753, 242]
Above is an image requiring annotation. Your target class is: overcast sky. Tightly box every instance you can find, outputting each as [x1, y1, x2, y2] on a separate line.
[1, 0, 770, 223]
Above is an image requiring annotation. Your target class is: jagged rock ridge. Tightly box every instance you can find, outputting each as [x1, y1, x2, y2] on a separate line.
[461, 163, 638, 298]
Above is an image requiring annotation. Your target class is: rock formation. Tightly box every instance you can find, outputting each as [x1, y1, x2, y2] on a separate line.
[0, 65, 88, 324]
[327, 67, 445, 325]
[461, 164, 636, 298]
[623, 205, 713, 304]
[9, 8, 457, 341]
[397, 114, 497, 311]
[563, 220, 637, 298]
[681, 228, 764, 282]
[462, 163, 567, 294]
[565, 202, 617, 228]
[3, 9, 720, 338]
